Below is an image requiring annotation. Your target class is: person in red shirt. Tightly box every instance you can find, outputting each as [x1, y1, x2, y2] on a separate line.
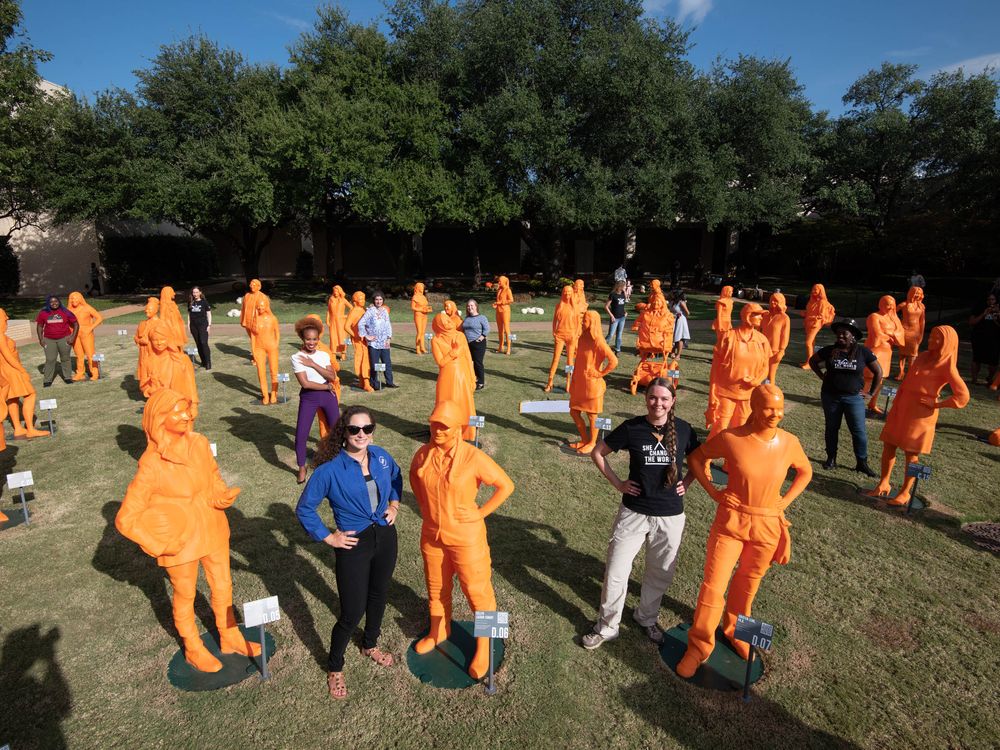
[35, 295, 79, 386]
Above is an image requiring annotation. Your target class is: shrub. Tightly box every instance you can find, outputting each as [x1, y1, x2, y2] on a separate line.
[102, 235, 219, 292]
[0, 238, 20, 295]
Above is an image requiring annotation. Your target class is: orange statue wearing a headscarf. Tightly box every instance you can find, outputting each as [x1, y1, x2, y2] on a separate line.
[676, 385, 812, 678]
[240, 280, 265, 358]
[159, 286, 187, 349]
[493, 275, 514, 355]
[346, 291, 374, 392]
[712, 286, 734, 347]
[409, 400, 515, 679]
[443, 299, 464, 329]
[761, 292, 790, 385]
[411, 282, 433, 354]
[896, 286, 926, 380]
[544, 286, 581, 393]
[572, 279, 588, 324]
[134, 297, 159, 385]
[326, 285, 350, 360]
[632, 279, 666, 331]
[705, 304, 771, 439]
[251, 296, 280, 404]
[431, 312, 477, 441]
[568, 311, 618, 454]
[142, 320, 199, 416]
[115, 388, 261, 672]
[799, 284, 835, 367]
[863, 296, 905, 413]
[0, 308, 49, 439]
[865, 326, 969, 506]
[67, 291, 104, 381]
[634, 295, 674, 363]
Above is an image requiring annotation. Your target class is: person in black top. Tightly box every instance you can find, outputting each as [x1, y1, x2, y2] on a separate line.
[808, 319, 881, 475]
[186, 287, 212, 369]
[969, 292, 1000, 385]
[582, 378, 699, 649]
[604, 281, 628, 354]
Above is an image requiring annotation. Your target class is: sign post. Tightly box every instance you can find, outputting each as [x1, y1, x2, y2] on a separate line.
[904, 463, 931, 514]
[564, 364, 574, 392]
[6, 471, 34, 525]
[733, 614, 773, 703]
[38, 398, 57, 435]
[184, 346, 198, 364]
[93, 353, 106, 379]
[473, 610, 509, 696]
[469, 415, 485, 448]
[425, 333, 434, 344]
[242, 596, 280, 680]
[276, 373, 290, 404]
[881, 385, 898, 415]
[595, 417, 612, 441]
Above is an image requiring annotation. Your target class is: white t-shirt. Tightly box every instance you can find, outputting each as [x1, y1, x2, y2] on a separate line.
[291, 349, 332, 385]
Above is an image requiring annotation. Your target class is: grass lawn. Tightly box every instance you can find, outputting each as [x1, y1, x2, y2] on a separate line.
[1, 318, 998, 749]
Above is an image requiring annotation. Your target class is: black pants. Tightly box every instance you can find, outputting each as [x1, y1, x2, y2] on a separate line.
[190, 323, 211, 368]
[469, 338, 486, 387]
[329, 523, 398, 671]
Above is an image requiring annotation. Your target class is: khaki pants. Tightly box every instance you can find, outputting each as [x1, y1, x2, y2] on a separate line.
[594, 504, 686, 637]
[43, 336, 73, 383]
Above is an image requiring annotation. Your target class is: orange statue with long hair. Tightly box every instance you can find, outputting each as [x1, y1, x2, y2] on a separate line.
[572, 279, 588, 323]
[411, 282, 433, 354]
[676, 385, 812, 678]
[67, 291, 104, 381]
[134, 297, 159, 385]
[431, 312, 477, 441]
[712, 286, 734, 346]
[865, 326, 969, 506]
[142, 320, 199, 416]
[705, 304, 771, 439]
[761, 292, 791, 385]
[568, 311, 618, 454]
[443, 299, 464, 329]
[799, 284, 835, 367]
[346, 291, 374, 392]
[240, 280, 264, 358]
[409, 400, 515, 680]
[544, 285, 581, 393]
[896, 287, 926, 380]
[251, 296, 280, 404]
[159, 286, 187, 349]
[326, 285, 350, 360]
[0, 308, 49, 439]
[493, 275, 514, 355]
[863, 296, 905, 413]
[115, 388, 261, 672]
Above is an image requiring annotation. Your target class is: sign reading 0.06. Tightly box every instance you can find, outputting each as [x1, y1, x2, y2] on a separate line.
[473, 610, 509, 640]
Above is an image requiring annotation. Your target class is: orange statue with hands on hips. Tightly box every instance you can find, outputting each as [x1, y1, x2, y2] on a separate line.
[240, 280, 265, 358]
[705, 304, 771, 439]
[326, 285, 350, 360]
[712, 286, 734, 347]
[251, 296, 280, 404]
[493, 275, 514, 355]
[865, 326, 969, 506]
[896, 286, 926, 379]
[134, 297, 159, 385]
[676, 384, 812, 678]
[761, 292, 791, 385]
[141, 320, 199, 416]
[411, 283, 433, 354]
[409, 400, 515, 680]
[799, 284, 836, 367]
[346, 291, 374, 392]
[568, 311, 618, 454]
[544, 286, 581, 393]
[67, 291, 104, 381]
[431, 312, 477, 441]
[115, 388, 261, 672]
[863, 296, 905, 413]
[0, 308, 49, 439]
[159, 286, 187, 349]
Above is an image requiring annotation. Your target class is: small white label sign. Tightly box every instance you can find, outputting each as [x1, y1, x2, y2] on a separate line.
[243, 596, 280, 628]
[425, 333, 433, 340]
[185, 347, 197, 356]
[565, 365, 574, 373]
[93, 353, 105, 362]
[210, 443, 217, 457]
[510, 334, 518, 341]
[7, 471, 34, 489]
[277, 373, 290, 382]
[117, 328, 128, 335]
[469, 416, 485, 428]
[595, 417, 612, 430]
[38, 399, 57, 411]
[373, 363, 387, 372]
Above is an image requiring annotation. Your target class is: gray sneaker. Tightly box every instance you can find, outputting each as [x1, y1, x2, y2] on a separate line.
[581, 630, 618, 650]
[640, 623, 664, 644]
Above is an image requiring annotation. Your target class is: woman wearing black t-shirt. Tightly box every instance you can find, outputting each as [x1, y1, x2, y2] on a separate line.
[969, 292, 1000, 385]
[604, 281, 628, 354]
[808, 319, 881, 475]
[583, 378, 699, 649]
[186, 287, 212, 369]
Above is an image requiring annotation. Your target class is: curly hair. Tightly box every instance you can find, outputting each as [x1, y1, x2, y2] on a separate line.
[312, 405, 375, 467]
[646, 377, 679, 487]
[294, 316, 323, 340]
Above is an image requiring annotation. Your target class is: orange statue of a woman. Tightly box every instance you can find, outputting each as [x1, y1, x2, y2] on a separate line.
[865, 326, 969, 506]
[568, 311, 618, 454]
[712, 286, 734, 347]
[411, 282, 433, 354]
[409, 400, 515, 679]
[676, 385, 812, 677]
[634, 295, 675, 363]
[159, 286, 187, 349]
[66, 291, 104, 381]
[443, 299, 464, 329]
[572, 279, 589, 323]
[251, 296, 280, 404]
[116, 388, 261, 672]
[431, 312, 477, 441]
[863, 296, 905, 413]
[632, 279, 666, 330]
[142, 320, 199, 416]
[134, 297, 159, 385]
[326, 285, 351, 360]
[544, 286, 581, 393]
[0, 308, 49, 439]
[799, 284, 836, 367]
[493, 275, 514, 355]
[240, 280, 265, 358]
[346, 291, 374, 392]
[896, 286, 926, 380]
[761, 292, 791, 385]
[705, 304, 771, 439]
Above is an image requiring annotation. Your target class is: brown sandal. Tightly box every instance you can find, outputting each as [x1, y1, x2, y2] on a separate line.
[327, 671, 347, 699]
[361, 646, 394, 667]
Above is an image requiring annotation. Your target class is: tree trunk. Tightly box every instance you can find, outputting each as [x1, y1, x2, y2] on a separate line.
[237, 223, 275, 283]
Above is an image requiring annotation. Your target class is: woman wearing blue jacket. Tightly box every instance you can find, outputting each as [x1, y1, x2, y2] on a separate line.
[296, 405, 403, 700]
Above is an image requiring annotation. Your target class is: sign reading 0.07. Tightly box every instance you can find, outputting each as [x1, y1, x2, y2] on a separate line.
[474, 610, 509, 640]
[733, 614, 774, 651]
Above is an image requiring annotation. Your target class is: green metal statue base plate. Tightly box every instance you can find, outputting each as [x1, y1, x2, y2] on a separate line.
[659, 623, 763, 690]
[167, 625, 275, 692]
[406, 620, 505, 689]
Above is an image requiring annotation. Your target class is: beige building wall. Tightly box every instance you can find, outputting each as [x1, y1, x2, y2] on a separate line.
[2, 215, 101, 297]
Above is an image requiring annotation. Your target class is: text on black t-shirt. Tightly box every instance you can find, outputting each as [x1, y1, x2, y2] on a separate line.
[817, 344, 876, 395]
[188, 300, 212, 327]
[608, 293, 626, 319]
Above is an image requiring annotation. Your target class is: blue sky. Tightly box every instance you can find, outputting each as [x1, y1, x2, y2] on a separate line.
[18, 0, 1000, 115]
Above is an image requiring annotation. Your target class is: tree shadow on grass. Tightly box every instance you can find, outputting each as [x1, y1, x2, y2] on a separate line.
[376, 407, 432, 441]
[382, 362, 436, 385]
[214, 341, 252, 362]
[487, 367, 549, 389]
[0, 624, 72, 750]
[219, 407, 295, 474]
[115, 423, 146, 461]
[212, 371, 260, 398]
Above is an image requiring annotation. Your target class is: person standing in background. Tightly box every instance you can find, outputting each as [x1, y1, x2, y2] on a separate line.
[358, 291, 397, 390]
[186, 287, 212, 370]
[604, 281, 628, 355]
[89, 262, 102, 297]
[463, 299, 490, 390]
[35, 296, 79, 387]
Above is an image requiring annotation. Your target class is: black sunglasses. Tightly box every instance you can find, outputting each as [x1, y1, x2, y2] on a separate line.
[346, 424, 376, 435]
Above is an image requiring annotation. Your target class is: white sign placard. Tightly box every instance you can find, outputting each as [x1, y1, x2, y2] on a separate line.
[243, 596, 280, 628]
[38, 399, 57, 410]
[565, 365, 574, 373]
[667, 369, 680, 380]
[424, 333, 434, 340]
[93, 353, 105, 362]
[7, 471, 34, 489]
[277, 373, 290, 383]
[210, 443, 217, 457]
[510, 334, 518, 342]
[184, 347, 197, 356]
[117, 328, 129, 335]
[519, 400, 571, 414]
[469, 416, 485, 428]
[595, 417, 612, 430]
[373, 363, 387, 372]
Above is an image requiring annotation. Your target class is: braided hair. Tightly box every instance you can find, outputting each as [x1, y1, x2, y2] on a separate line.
[645, 377, 679, 487]
[312, 405, 374, 468]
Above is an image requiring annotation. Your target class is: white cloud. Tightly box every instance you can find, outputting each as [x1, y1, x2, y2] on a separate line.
[675, 0, 713, 24]
[939, 51, 1000, 75]
[262, 12, 311, 32]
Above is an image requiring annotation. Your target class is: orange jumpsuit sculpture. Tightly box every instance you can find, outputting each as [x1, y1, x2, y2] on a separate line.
[240, 279, 265, 358]
[865, 326, 969, 506]
[346, 292, 374, 392]
[676, 385, 812, 677]
[568, 311, 618, 454]
[431, 312, 477, 441]
[705, 304, 772, 439]
[409, 400, 515, 680]
[896, 287, 926, 380]
[411, 283, 433, 354]
[67, 291, 104, 381]
[142, 320, 199, 416]
[493, 275, 514, 355]
[799, 284, 836, 367]
[712, 286, 734, 347]
[115, 388, 261, 672]
[0, 308, 49, 439]
[159, 286, 187, 349]
[326, 285, 350, 360]
[863, 296, 905, 413]
[544, 286, 581, 393]
[761, 292, 791, 385]
[251, 297, 280, 404]
[134, 297, 159, 385]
